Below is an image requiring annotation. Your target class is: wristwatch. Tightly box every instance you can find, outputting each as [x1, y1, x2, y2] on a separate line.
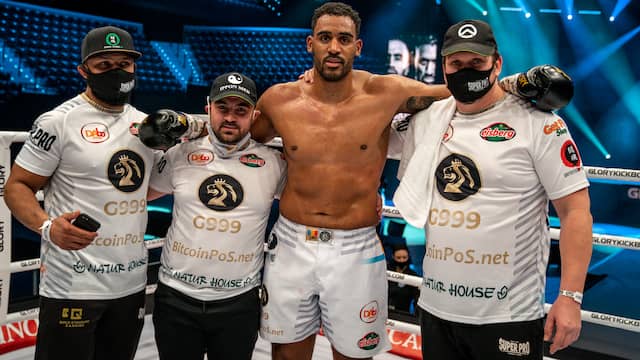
[559, 289, 583, 305]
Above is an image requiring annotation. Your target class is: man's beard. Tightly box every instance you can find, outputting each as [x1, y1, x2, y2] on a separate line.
[215, 124, 241, 144]
[315, 57, 350, 82]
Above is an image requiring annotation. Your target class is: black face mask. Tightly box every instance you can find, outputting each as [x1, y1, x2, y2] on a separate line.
[393, 260, 410, 268]
[84, 67, 136, 105]
[445, 65, 495, 104]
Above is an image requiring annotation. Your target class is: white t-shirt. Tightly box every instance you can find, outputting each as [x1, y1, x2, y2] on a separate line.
[15, 95, 161, 300]
[417, 94, 589, 324]
[150, 136, 286, 301]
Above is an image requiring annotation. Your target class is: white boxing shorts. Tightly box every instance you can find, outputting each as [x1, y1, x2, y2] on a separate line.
[260, 215, 391, 358]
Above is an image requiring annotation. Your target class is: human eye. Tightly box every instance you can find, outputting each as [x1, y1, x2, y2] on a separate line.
[95, 61, 112, 70]
[472, 59, 484, 67]
[235, 107, 249, 116]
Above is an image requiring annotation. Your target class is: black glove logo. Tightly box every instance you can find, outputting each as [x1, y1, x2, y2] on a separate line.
[108, 150, 145, 192]
[198, 174, 244, 211]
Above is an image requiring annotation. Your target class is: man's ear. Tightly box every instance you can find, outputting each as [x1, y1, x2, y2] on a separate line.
[251, 109, 262, 124]
[493, 54, 503, 78]
[354, 38, 363, 57]
[204, 104, 210, 114]
[306, 35, 313, 53]
[77, 64, 88, 79]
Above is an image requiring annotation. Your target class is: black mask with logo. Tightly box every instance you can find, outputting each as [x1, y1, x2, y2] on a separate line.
[445, 65, 495, 104]
[84, 67, 136, 105]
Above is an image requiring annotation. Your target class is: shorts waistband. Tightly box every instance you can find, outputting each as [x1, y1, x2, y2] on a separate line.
[275, 214, 377, 244]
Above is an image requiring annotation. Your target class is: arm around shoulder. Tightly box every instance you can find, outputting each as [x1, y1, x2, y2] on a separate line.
[383, 75, 450, 114]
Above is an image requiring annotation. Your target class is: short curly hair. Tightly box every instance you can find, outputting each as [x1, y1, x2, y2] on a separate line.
[311, 2, 361, 37]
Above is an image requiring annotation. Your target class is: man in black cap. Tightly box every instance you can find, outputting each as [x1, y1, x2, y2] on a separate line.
[3, 25, 200, 359]
[393, 19, 592, 359]
[144, 72, 286, 360]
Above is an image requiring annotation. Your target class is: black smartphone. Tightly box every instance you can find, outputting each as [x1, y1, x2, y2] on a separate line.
[72, 213, 101, 232]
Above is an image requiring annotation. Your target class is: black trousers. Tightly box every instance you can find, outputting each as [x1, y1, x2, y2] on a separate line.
[152, 282, 260, 360]
[420, 307, 544, 360]
[36, 290, 145, 360]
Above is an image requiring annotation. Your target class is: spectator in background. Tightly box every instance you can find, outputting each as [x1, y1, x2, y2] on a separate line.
[387, 39, 411, 76]
[387, 243, 419, 315]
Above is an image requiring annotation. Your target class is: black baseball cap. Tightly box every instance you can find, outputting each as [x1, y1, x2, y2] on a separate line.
[209, 72, 258, 106]
[441, 19, 497, 57]
[81, 26, 142, 63]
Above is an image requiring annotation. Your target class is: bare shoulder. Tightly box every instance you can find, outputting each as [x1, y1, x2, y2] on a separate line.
[260, 81, 302, 105]
[361, 72, 410, 94]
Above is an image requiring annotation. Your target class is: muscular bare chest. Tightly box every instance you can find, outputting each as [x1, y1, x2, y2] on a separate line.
[273, 95, 395, 163]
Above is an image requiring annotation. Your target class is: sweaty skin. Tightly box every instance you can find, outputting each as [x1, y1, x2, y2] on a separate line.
[252, 15, 449, 229]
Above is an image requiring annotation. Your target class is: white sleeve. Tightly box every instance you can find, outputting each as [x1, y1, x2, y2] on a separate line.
[14, 111, 64, 176]
[149, 151, 174, 194]
[531, 113, 589, 200]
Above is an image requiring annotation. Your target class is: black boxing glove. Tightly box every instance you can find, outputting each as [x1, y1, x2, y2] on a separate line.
[501, 65, 574, 111]
[136, 109, 205, 151]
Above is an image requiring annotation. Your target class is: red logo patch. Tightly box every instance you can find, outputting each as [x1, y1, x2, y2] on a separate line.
[240, 154, 266, 167]
[357, 332, 380, 350]
[560, 140, 581, 167]
[479, 122, 516, 142]
[81, 123, 109, 143]
[359, 301, 379, 323]
[188, 150, 214, 165]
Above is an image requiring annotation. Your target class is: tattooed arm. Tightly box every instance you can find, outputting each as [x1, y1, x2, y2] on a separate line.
[388, 75, 451, 114]
[402, 95, 442, 113]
